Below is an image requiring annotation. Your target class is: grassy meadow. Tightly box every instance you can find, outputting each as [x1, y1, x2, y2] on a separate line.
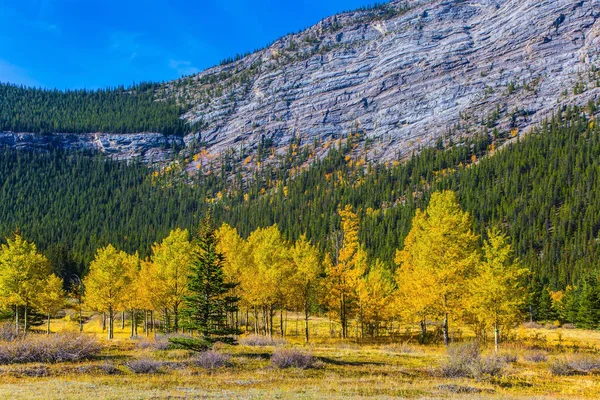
[1, 313, 600, 399]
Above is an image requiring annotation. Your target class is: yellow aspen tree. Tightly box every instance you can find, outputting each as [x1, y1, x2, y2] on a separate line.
[120, 256, 143, 338]
[467, 229, 528, 352]
[36, 274, 65, 335]
[247, 225, 292, 337]
[395, 191, 479, 346]
[216, 224, 249, 331]
[0, 234, 51, 334]
[325, 205, 367, 339]
[357, 260, 395, 339]
[289, 235, 322, 342]
[147, 229, 194, 332]
[84, 245, 138, 340]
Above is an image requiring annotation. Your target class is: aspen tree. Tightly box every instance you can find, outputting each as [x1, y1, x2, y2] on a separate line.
[0, 234, 51, 334]
[467, 229, 528, 352]
[395, 191, 479, 346]
[84, 245, 137, 340]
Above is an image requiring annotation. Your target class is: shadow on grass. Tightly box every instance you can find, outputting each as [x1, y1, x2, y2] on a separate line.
[316, 356, 386, 367]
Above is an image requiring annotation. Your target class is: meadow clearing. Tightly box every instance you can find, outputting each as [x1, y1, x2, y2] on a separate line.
[1, 314, 600, 400]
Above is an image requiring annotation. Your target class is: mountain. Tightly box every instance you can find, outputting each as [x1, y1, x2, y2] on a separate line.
[1, 0, 599, 167]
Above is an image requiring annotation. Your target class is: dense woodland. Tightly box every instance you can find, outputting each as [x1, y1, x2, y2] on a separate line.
[0, 83, 193, 135]
[1, 103, 600, 329]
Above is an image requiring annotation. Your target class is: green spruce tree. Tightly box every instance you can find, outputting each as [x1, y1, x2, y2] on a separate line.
[170, 218, 239, 351]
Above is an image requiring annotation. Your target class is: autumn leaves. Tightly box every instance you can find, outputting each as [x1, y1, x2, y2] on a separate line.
[0, 190, 526, 346]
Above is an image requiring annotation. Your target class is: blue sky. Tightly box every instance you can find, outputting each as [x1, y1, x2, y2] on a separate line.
[0, 0, 378, 90]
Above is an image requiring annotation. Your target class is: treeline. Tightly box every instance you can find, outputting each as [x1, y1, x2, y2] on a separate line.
[0, 193, 527, 348]
[0, 83, 193, 135]
[1, 104, 600, 326]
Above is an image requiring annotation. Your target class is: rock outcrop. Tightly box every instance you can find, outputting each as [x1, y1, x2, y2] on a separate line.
[173, 0, 600, 162]
[3, 0, 600, 165]
[0, 132, 183, 163]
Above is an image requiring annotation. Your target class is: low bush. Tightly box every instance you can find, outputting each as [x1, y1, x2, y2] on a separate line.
[0, 333, 101, 364]
[271, 348, 315, 369]
[436, 342, 505, 380]
[524, 351, 548, 363]
[192, 350, 231, 369]
[549, 354, 600, 375]
[126, 358, 164, 374]
[470, 356, 505, 380]
[0, 323, 18, 342]
[498, 352, 518, 363]
[240, 335, 286, 347]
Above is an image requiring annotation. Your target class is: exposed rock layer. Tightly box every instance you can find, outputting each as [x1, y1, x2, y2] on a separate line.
[3, 0, 600, 163]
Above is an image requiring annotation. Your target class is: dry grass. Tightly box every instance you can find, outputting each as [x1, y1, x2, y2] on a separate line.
[1, 317, 600, 399]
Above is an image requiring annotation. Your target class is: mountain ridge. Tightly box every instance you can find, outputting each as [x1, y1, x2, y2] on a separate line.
[1, 0, 599, 168]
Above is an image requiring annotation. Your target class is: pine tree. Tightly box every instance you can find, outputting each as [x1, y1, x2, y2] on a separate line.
[576, 277, 600, 329]
[173, 220, 239, 351]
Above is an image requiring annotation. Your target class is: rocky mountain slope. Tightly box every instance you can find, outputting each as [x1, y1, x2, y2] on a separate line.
[3, 0, 600, 165]
[173, 0, 600, 164]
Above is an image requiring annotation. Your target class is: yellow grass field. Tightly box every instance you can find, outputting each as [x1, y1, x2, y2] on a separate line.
[1, 314, 600, 399]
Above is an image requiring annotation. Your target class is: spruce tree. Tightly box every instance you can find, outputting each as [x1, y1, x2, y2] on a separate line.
[576, 277, 600, 329]
[171, 219, 239, 351]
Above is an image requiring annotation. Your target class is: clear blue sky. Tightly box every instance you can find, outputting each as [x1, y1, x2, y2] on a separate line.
[0, 0, 378, 90]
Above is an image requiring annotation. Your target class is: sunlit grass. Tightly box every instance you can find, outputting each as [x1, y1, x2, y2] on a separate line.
[3, 316, 600, 399]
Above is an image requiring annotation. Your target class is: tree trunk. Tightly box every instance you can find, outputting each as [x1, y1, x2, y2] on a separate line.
[443, 313, 449, 347]
[79, 305, 83, 333]
[131, 310, 135, 338]
[420, 319, 427, 340]
[173, 304, 179, 333]
[102, 312, 106, 332]
[121, 310, 125, 330]
[246, 308, 249, 334]
[494, 322, 499, 353]
[47, 313, 51, 335]
[24, 306, 28, 336]
[144, 310, 149, 337]
[269, 306, 274, 338]
[304, 302, 310, 343]
[340, 294, 346, 339]
[108, 307, 114, 340]
[15, 306, 19, 335]
[280, 308, 284, 337]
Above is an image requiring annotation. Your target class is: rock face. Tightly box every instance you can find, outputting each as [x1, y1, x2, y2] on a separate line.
[3, 0, 600, 164]
[172, 0, 600, 161]
[0, 132, 184, 163]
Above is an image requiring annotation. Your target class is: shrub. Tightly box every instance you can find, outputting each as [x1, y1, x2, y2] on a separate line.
[136, 334, 194, 351]
[0, 333, 101, 364]
[192, 350, 231, 369]
[126, 358, 164, 374]
[0, 323, 18, 342]
[549, 354, 600, 375]
[240, 335, 286, 347]
[271, 348, 315, 369]
[549, 359, 575, 376]
[498, 352, 518, 363]
[470, 356, 505, 380]
[437, 342, 505, 379]
[561, 323, 576, 329]
[524, 351, 548, 363]
[522, 322, 543, 329]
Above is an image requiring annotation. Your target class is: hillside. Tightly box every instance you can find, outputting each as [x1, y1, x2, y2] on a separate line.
[1, 0, 599, 169]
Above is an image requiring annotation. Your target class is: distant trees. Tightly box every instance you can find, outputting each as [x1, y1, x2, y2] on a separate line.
[0, 82, 193, 135]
